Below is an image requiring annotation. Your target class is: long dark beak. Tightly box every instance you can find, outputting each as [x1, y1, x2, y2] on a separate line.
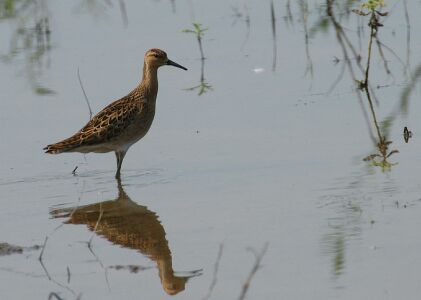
[167, 59, 188, 71]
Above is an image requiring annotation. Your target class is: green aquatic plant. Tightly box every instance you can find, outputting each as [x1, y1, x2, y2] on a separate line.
[0, 1, 55, 95]
[183, 56, 213, 96]
[183, 23, 212, 96]
[182, 23, 208, 60]
[361, 0, 385, 11]
[353, 1, 388, 90]
[1, 0, 14, 18]
[363, 138, 398, 172]
[351, 1, 399, 171]
[185, 80, 213, 96]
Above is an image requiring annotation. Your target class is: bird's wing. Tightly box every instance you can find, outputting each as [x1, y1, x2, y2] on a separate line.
[44, 93, 146, 153]
[78, 95, 146, 145]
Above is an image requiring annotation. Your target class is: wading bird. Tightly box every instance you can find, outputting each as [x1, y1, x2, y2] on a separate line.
[44, 49, 187, 178]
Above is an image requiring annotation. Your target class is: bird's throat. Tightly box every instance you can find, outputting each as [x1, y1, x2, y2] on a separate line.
[140, 63, 159, 99]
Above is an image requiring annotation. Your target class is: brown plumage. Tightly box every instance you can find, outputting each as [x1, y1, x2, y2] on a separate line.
[44, 48, 187, 178]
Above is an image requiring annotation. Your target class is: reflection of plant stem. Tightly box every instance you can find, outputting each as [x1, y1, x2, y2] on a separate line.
[270, 1, 277, 72]
[118, 0, 128, 27]
[169, 0, 176, 13]
[364, 88, 382, 145]
[398, 63, 421, 116]
[232, 4, 250, 51]
[284, 0, 293, 27]
[183, 48, 212, 95]
[403, 0, 410, 71]
[48, 292, 64, 300]
[38, 236, 50, 280]
[326, 0, 376, 144]
[86, 202, 111, 291]
[375, 40, 407, 75]
[243, 4, 250, 50]
[38, 236, 77, 295]
[375, 38, 392, 77]
[299, 0, 313, 77]
[202, 244, 223, 300]
[237, 243, 269, 300]
[198, 37, 205, 60]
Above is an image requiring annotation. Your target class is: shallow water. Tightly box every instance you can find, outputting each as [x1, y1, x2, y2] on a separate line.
[1, 0, 421, 299]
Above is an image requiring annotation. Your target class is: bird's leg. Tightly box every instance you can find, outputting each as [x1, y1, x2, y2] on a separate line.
[115, 151, 127, 179]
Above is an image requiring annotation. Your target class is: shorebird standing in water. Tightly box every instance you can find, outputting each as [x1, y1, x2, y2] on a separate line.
[44, 49, 187, 178]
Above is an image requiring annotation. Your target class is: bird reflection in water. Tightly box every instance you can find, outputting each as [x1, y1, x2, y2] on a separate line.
[50, 179, 201, 295]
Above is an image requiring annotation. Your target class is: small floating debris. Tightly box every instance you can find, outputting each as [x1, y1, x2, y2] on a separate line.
[403, 126, 412, 143]
[0, 242, 40, 256]
[253, 68, 265, 74]
[108, 264, 153, 273]
[0, 243, 22, 256]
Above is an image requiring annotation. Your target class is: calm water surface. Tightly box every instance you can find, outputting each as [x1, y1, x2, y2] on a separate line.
[1, 0, 421, 299]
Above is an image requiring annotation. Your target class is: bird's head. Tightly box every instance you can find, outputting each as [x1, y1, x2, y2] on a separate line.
[145, 48, 187, 70]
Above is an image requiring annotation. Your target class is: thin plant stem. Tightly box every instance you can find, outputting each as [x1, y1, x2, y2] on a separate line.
[363, 12, 376, 88]
[77, 67, 93, 120]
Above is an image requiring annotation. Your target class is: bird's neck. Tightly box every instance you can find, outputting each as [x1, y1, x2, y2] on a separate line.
[139, 63, 158, 102]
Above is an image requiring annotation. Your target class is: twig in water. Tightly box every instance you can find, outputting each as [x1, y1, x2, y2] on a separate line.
[66, 266, 71, 284]
[72, 166, 78, 176]
[237, 242, 269, 300]
[77, 67, 93, 120]
[202, 244, 224, 300]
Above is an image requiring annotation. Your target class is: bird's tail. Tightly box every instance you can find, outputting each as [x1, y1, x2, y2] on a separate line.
[44, 134, 82, 154]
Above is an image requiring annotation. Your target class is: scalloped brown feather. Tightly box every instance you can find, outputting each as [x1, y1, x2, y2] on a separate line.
[44, 89, 147, 154]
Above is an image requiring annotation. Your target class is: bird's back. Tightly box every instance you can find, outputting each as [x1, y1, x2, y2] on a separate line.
[44, 88, 154, 154]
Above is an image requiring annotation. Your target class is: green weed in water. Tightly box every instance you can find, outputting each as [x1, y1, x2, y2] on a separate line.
[182, 23, 212, 96]
[361, 0, 385, 11]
